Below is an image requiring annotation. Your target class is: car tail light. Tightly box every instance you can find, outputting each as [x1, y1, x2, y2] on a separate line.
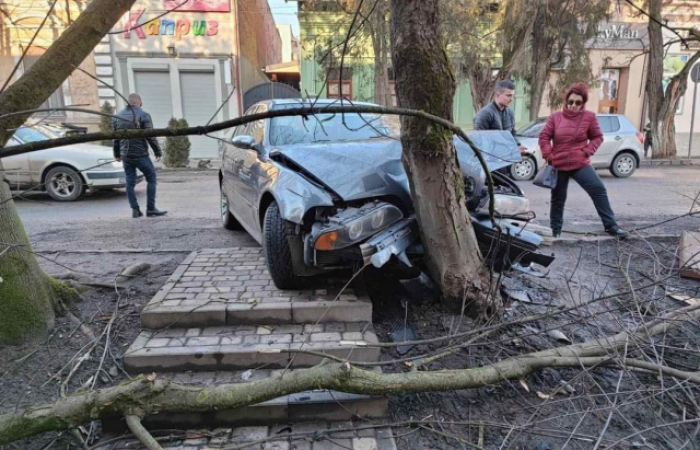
[636, 132, 644, 144]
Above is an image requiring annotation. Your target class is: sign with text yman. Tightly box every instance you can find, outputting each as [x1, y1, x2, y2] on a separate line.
[122, 10, 219, 39]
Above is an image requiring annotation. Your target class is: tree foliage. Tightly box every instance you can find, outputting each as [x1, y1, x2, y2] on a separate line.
[163, 118, 191, 168]
[99, 101, 115, 146]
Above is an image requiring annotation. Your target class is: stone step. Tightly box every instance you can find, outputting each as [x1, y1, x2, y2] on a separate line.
[98, 422, 398, 450]
[141, 248, 372, 328]
[125, 322, 380, 372]
[111, 369, 389, 430]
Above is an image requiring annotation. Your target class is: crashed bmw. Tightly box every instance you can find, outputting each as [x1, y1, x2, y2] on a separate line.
[219, 99, 554, 289]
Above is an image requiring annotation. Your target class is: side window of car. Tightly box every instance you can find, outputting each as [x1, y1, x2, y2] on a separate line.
[609, 117, 621, 132]
[4, 137, 20, 147]
[241, 106, 260, 137]
[598, 117, 612, 133]
[250, 106, 267, 145]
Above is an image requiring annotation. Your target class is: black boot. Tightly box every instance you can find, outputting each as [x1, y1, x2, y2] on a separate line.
[147, 208, 167, 217]
[606, 227, 630, 240]
[132, 208, 143, 218]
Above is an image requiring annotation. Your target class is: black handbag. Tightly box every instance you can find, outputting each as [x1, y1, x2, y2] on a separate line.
[533, 164, 558, 189]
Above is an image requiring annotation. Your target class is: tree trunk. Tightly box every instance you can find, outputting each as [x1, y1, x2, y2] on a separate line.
[527, 8, 551, 121]
[390, 0, 497, 316]
[370, 0, 390, 106]
[0, 174, 56, 344]
[0, 0, 137, 343]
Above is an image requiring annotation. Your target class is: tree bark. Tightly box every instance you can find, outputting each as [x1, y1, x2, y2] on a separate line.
[645, 0, 700, 159]
[0, 0, 137, 344]
[2, 302, 699, 446]
[390, 0, 497, 316]
[370, 0, 390, 106]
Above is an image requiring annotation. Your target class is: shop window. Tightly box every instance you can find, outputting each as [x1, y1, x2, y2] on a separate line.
[597, 68, 620, 114]
[327, 68, 353, 100]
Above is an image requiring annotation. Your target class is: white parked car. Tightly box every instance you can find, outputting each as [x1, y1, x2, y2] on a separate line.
[510, 114, 645, 181]
[2, 126, 142, 201]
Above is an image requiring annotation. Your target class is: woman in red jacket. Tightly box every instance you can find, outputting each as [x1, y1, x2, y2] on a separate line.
[538, 83, 629, 239]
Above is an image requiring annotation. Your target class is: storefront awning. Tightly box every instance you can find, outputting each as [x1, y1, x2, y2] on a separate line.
[265, 60, 300, 75]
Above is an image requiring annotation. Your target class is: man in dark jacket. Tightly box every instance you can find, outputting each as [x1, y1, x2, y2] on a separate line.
[113, 93, 167, 218]
[474, 80, 527, 156]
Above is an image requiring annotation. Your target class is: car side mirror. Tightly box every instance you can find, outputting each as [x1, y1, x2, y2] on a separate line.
[232, 135, 256, 150]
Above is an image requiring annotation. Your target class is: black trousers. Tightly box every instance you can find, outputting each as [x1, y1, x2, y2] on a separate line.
[550, 165, 618, 233]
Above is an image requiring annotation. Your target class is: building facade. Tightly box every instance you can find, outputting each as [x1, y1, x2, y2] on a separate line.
[1, 0, 282, 159]
[0, 0, 101, 131]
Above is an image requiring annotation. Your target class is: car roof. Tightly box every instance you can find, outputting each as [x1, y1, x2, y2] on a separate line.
[254, 98, 381, 109]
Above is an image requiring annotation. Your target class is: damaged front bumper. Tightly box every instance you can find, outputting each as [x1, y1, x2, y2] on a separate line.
[358, 215, 554, 273]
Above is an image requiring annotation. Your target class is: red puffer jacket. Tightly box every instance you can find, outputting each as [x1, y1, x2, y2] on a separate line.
[538, 109, 604, 171]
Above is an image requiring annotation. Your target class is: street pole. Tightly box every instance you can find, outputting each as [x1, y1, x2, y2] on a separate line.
[689, 63, 700, 159]
[689, 80, 697, 159]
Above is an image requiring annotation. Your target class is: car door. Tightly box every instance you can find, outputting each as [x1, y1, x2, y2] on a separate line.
[222, 107, 257, 228]
[236, 104, 268, 229]
[1, 137, 33, 189]
[591, 116, 621, 168]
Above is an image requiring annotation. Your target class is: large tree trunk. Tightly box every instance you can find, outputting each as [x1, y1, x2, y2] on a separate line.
[370, 0, 390, 106]
[0, 174, 56, 344]
[390, 0, 497, 316]
[0, 0, 137, 344]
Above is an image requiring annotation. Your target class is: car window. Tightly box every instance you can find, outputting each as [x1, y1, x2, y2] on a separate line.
[13, 127, 49, 143]
[241, 106, 260, 137]
[250, 105, 267, 145]
[268, 106, 400, 146]
[515, 119, 546, 138]
[4, 137, 21, 147]
[598, 117, 612, 133]
[608, 117, 621, 132]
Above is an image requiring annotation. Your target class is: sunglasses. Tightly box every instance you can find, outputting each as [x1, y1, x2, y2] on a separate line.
[568, 99, 584, 106]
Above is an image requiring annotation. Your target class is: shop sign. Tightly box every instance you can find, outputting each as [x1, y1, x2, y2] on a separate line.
[122, 10, 218, 39]
[597, 24, 640, 41]
[164, 0, 230, 12]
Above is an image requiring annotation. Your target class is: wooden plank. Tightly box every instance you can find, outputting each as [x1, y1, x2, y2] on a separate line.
[679, 231, 700, 280]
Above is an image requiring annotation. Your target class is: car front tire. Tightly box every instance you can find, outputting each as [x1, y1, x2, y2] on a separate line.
[44, 166, 84, 201]
[509, 156, 538, 181]
[263, 202, 304, 289]
[610, 152, 637, 178]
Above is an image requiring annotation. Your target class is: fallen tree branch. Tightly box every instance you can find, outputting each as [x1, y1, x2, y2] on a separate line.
[125, 415, 163, 450]
[2, 302, 699, 446]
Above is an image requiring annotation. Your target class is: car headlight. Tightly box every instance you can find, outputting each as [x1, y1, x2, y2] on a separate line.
[314, 203, 404, 251]
[98, 159, 123, 168]
[478, 194, 530, 218]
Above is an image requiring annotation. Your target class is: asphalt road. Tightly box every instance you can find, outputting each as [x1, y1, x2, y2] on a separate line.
[13, 165, 700, 253]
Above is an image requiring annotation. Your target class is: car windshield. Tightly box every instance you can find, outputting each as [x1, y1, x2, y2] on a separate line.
[269, 105, 400, 146]
[13, 127, 50, 143]
[515, 120, 547, 138]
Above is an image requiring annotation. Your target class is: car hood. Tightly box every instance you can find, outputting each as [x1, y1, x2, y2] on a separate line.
[273, 130, 520, 202]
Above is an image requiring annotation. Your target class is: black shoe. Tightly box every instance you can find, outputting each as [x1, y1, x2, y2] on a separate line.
[146, 208, 167, 217]
[606, 227, 629, 240]
[132, 208, 143, 218]
[552, 231, 561, 239]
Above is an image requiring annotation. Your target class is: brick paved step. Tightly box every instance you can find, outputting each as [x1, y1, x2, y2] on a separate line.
[141, 248, 372, 328]
[98, 423, 398, 450]
[125, 322, 380, 372]
[118, 369, 389, 430]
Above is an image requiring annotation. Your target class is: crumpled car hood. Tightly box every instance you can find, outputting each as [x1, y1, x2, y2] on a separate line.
[274, 130, 520, 202]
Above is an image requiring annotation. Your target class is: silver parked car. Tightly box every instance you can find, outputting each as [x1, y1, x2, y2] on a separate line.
[509, 114, 645, 181]
[2, 126, 141, 201]
[220, 99, 554, 289]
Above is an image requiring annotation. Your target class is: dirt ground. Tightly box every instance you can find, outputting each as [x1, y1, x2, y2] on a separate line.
[2, 237, 700, 450]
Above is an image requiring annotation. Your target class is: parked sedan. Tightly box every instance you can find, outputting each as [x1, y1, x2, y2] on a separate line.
[509, 114, 645, 181]
[220, 99, 554, 289]
[2, 126, 141, 201]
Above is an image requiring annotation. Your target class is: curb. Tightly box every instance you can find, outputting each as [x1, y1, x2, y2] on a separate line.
[641, 159, 699, 166]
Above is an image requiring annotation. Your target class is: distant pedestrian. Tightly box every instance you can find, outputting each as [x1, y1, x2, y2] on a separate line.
[112, 93, 167, 218]
[474, 80, 527, 156]
[643, 122, 652, 158]
[538, 82, 629, 240]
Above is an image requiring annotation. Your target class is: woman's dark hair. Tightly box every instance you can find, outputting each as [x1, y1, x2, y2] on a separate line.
[564, 82, 589, 104]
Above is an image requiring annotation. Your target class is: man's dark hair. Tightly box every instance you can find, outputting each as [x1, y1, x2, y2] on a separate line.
[495, 80, 516, 94]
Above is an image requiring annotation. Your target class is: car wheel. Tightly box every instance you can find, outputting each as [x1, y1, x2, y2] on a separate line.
[220, 189, 242, 230]
[510, 156, 537, 181]
[44, 166, 84, 201]
[263, 202, 304, 290]
[610, 152, 637, 178]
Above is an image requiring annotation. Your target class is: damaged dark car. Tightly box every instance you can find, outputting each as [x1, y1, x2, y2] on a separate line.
[219, 99, 554, 289]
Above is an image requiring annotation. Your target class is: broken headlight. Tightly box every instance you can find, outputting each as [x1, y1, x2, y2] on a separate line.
[477, 194, 530, 218]
[313, 202, 404, 251]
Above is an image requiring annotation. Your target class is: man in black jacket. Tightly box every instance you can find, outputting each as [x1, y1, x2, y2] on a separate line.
[113, 93, 167, 218]
[474, 80, 526, 153]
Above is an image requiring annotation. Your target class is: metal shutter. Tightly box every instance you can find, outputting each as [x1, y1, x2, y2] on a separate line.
[133, 71, 173, 129]
[179, 71, 218, 158]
